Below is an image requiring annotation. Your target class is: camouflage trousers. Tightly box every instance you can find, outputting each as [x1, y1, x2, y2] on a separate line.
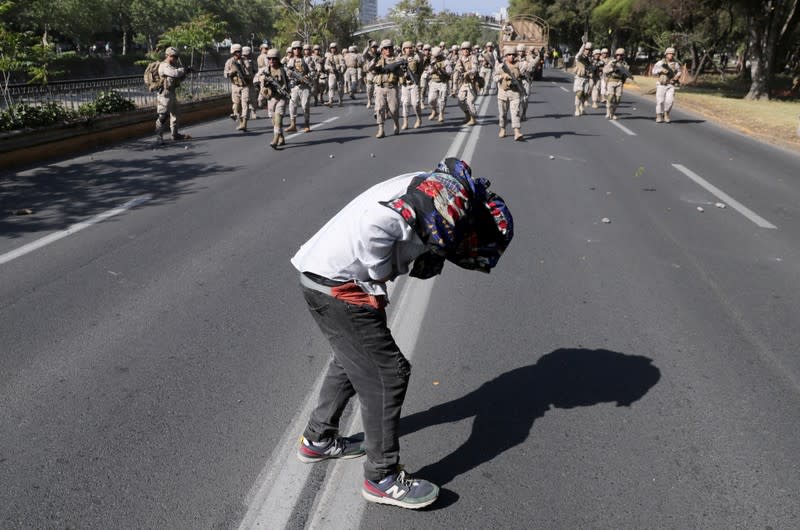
[457, 83, 477, 116]
[480, 67, 493, 94]
[497, 89, 521, 129]
[344, 68, 358, 95]
[606, 81, 624, 114]
[155, 91, 179, 133]
[289, 85, 311, 124]
[327, 73, 343, 104]
[400, 84, 421, 118]
[269, 98, 286, 134]
[231, 84, 250, 118]
[655, 84, 675, 114]
[427, 80, 448, 116]
[374, 85, 399, 124]
[573, 76, 591, 101]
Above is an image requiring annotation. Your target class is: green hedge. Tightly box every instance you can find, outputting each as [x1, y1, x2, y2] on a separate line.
[0, 91, 137, 132]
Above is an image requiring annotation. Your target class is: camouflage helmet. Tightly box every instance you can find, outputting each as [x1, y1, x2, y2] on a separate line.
[486, 42, 494, 47]
[516, 43, 526, 52]
[165, 47, 179, 57]
[303, 44, 311, 51]
[461, 41, 471, 49]
[422, 44, 431, 51]
[439, 41, 446, 48]
[431, 46, 444, 58]
[380, 39, 393, 49]
[601, 48, 609, 54]
[349, 45, 357, 52]
[266, 48, 280, 59]
[242, 46, 251, 56]
[665, 47, 676, 55]
[584, 41, 593, 50]
[313, 44, 321, 51]
[231, 43, 242, 53]
[402, 41, 413, 49]
[329, 42, 338, 49]
[615, 48, 625, 56]
[259, 43, 269, 50]
[593, 49, 601, 55]
[286, 46, 292, 53]
[291, 40, 301, 49]
[503, 46, 517, 56]
[450, 44, 458, 51]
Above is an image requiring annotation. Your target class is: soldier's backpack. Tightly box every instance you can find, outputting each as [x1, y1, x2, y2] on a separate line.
[144, 61, 163, 91]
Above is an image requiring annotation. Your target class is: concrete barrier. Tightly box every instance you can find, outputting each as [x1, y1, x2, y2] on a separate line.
[0, 95, 230, 171]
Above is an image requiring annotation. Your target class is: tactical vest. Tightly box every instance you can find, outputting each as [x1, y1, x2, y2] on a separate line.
[374, 57, 399, 86]
[430, 59, 449, 82]
[499, 62, 522, 91]
[657, 60, 680, 85]
[344, 53, 357, 68]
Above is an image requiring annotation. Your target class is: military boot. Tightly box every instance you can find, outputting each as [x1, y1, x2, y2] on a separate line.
[270, 133, 279, 149]
[664, 111, 671, 123]
[171, 130, 187, 141]
[286, 119, 298, 132]
[155, 132, 164, 146]
[376, 124, 385, 138]
[393, 118, 401, 135]
[466, 115, 476, 126]
[277, 133, 286, 146]
[437, 114, 444, 124]
[414, 116, 421, 129]
[592, 101, 599, 109]
[237, 118, 247, 131]
[429, 110, 437, 120]
[499, 126, 506, 138]
[656, 113, 663, 123]
[401, 117, 408, 130]
[514, 128, 523, 141]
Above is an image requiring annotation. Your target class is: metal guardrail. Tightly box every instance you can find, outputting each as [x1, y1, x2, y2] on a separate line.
[1, 69, 229, 111]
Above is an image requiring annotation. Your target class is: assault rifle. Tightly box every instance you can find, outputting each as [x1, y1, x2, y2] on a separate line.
[611, 61, 634, 81]
[501, 61, 525, 94]
[232, 59, 251, 84]
[262, 70, 291, 100]
[287, 66, 310, 87]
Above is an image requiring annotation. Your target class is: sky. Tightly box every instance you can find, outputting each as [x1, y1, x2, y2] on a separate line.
[378, 0, 509, 17]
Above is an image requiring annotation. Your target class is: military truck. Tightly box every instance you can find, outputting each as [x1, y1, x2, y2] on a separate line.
[499, 15, 550, 80]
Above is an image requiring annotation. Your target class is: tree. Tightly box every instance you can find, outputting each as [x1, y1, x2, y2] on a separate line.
[738, 0, 800, 99]
[389, 0, 434, 44]
[158, 12, 227, 69]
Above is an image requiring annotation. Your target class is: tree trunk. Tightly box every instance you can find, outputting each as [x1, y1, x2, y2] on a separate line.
[122, 29, 128, 56]
[744, 0, 800, 100]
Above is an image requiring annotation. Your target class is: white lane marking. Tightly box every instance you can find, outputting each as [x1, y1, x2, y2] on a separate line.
[610, 120, 637, 136]
[559, 86, 569, 92]
[307, 277, 436, 530]
[285, 116, 340, 140]
[672, 164, 777, 229]
[239, 105, 478, 529]
[460, 94, 493, 163]
[237, 278, 398, 530]
[0, 195, 151, 266]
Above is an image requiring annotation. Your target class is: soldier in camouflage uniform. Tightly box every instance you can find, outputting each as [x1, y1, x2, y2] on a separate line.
[344, 46, 359, 99]
[427, 46, 452, 124]
[399, 41, 423, 130]
[454, 41, 479, 126]
[256, 44, 270, 112]
[224, 43, 254, 131]
[418, 44, 432, 109]
[368, 39, 402, 138]
[286, 41, 313, 133]
[479, 42, 496, 95]
[363, 41, 379, 108]
[242, 46, 258, 121]
[516, 44, 533, 121]
[589, 49, 603, 109]
[653, 47, 682, 123]
[325, 43, 346, 107]
[257, 48, 290, 149]
[495, 46, 524, 141]
[310, 45, 326, 106]
[573, 42, 593, 117]
[602, 48, 631, 120]
[155, 47, 189, 144]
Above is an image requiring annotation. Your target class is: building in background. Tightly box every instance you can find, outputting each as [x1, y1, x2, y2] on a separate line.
[360, 0, 378, 24]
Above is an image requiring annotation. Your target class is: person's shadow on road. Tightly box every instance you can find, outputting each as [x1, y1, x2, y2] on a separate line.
[400, 348, 661, 488]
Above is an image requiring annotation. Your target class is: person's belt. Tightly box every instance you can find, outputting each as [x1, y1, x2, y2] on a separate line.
[300, 272, 345, 295]
[379, 83, 397, 88]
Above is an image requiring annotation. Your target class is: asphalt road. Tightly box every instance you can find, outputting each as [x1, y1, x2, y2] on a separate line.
[2, 69, 799, 529]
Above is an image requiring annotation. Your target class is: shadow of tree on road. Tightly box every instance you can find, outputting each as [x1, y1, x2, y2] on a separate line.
[0, 144, 236, 239]
[401, 348, 661, 487]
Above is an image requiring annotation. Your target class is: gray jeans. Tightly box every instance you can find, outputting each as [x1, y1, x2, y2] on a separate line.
[301, 285, 411, 481]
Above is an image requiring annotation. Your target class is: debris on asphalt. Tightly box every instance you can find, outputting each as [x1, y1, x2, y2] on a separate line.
[13, 209, 33, 215]
[643, 188, 656, 192]
[715, 202, 726, 208]
[635, 166, 645, 177]
[697, 206, 705, 212]
[549, 155, 555, 159]
[370, 153, 375, 158]
[432, 380, 440, 386]
[329, 154, 335, 158]
[184, 146, 188, 150]
[602, 217, 611, 224]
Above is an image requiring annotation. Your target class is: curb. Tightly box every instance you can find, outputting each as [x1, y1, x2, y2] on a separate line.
[0, 95, 231, 172]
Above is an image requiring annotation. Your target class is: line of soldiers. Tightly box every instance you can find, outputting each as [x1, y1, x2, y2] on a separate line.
[572, 43, 683, 122]
[154, 37, 545, 147]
